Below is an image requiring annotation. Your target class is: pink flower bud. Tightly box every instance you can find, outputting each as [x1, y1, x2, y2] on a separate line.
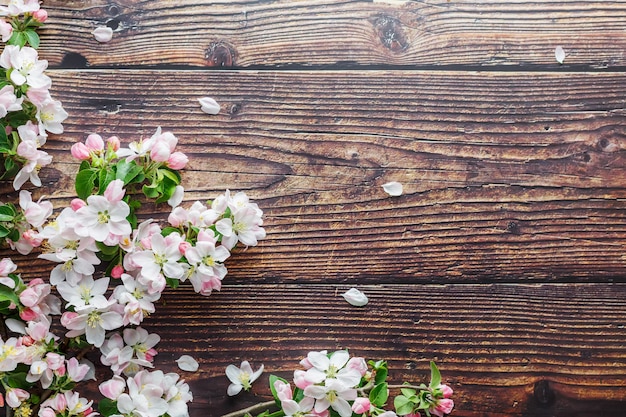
[99, 376, 126, 400]
[67, 357, 89, 382]
[111, 265, 124, 279]
[439, 384, 453, 398]
[20, 335, 35, 346]
[60, 311, 79, 327]
[32, 9, 48, 22]
[71, 142, 91, 160]
[104, 179, 126, 203]
[273, 380, 292, 402]
[5, 388, 29, 408]
[19, 287, 40, 307]
[85, 134, 104, 151]
[178, 241, 191, 255]
[346, 357, 368, 376]
[22, 230, 43, 247]
[434, 399, 454, 415]
[168, 207, 188, 227]
[0, 257, 17, 276]
[39, 407, 55, 417]
[51, 391, 67, 411]
[293, 370, 312, 389]
[144, 348, 158, 362]
[150, 139, 171, 162]
[167, 151, 188, 170]
[107, 136, 120, 151]
[19, 307, 38, 321]
[70, 198, 86, 211]
[351, 397, 371, 414]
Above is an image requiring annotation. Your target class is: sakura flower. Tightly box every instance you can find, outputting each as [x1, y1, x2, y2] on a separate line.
[176, 355, 199, 372]
[116, 371, 170, 417]
[62, 302, 124, 348]
[4, 387, 29, 408]
[37, 99, 68, 135]
[184, 235, 230, 295]
[112, 273, 160, 326]
[0, 337, 25, 371]
[19, 190, 53, 228]
[341, 288, 368, 307]
[303, 350, 362, 388]
[92, 26, 113, 43]
[225, 360, 264, 396]
[13, 138, 52, 190]
[304, 379, 358, 417]
[198, 97, 221, 115]
[56, 276, 110, 309]
[216, 205, 266, 250]
[74, 179, 131, 244]
[0, 84, 22, 117]
[0, 257, 17, 288]
[132, 232, 184, 292]
[0, 45, 50, 89]
[99, 375, 126, 400]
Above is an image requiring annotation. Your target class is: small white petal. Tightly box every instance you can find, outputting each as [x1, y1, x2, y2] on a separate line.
[342, 288, 368, 307]
[92, 26, 113, 43]
[176, 355, 199, 372]
[382, 181, 403, 196]
[555, 46, 565, 64]
[198, 97, 221, 115]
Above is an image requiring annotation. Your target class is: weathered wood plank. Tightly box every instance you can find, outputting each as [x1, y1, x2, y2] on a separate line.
[73, 283, 626, 417]
[39, 0, 626, 69]
[2, 70, 625, 282]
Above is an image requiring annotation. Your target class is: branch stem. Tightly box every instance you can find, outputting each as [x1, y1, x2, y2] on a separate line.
[220, 400, 276, 417]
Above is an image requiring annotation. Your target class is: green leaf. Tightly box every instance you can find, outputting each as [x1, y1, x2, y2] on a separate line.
[96, 241, 119, 257]
[374, 365, 388, 385]
[159, 168, 181, 184]
[6, 372, 31, 389]
[0, 283, 19, 305]
[7, 31, 26, 47]
[115, 160, 144, 185]
[429, 361, 441, 389]
[99, 167, 116, 195]
[0, 123, 10, 153]
[0, 203, 15, 222]
[369, 382, 389, 408]
[23, 29, 40, 48]
[401, 388, 417, 398]
[142, 184, 159, 199]
[0, 224, 11, 238]
[394, 395, 415, 416]
[161, 226, 181, 237]
[269, 374, 290, 406]
[75, 168, 97, 200]
[165, 277, 180, 289]
[98, 399, 119, 417]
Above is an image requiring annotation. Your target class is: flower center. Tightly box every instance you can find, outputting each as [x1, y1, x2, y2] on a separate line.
[86, 311, 102, 328]
[326, 364, 338, 378]
[239, 371, 251, 389]
[326, 390, 338, 403]
[97, 210, 110, 224]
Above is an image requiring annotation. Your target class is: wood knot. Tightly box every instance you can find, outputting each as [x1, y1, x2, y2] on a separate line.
[533, 380, 555, 407]
[205, 41, 237, 67]
[229, 103, 242, 115]
[505, 221, 520, 235]
[372, 15, 409, 52]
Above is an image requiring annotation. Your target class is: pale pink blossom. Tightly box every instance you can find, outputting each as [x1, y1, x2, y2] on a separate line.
[304, 350, 362, 388]
[0, 84, 22, 117]
[104, 178, 126, 202]
[13, 138, 52, 190]
[304, 379, 357, 417]
[37, 99, 68, 135]
[33, 8, 48, 22]
[85, 133, 104, 151]
[431, 398, 454, 417]
[0, 45, 50, 88]
[226, 361, 264, 396]
[294, 369, 313, 389]
[63, 303, 124, 348]
[19, 190, 53, 228]
[0, 258, 17, 288]
[346, 357, 368, 376]
[71, 142, 91, 160]
[5, 387, 29, 408]
[274, 380, 293, 402]
[74, 180, 131, 243]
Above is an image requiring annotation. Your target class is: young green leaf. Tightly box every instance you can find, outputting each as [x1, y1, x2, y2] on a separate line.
[0, 283, 20, 305]
[23, 29, 40, 48]
[429, 361, 441, 389]
[394, 395, 415, 416]
[98, 398, 119, 417]
[75, 168, 97, 200]
[369, 382, 389, 407]
[400, 388, 417, 398]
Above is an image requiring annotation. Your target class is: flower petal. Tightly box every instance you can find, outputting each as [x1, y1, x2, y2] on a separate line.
[199, 97, 221, 115]
[555, 46, 565, 64]
[342, 288, 368, 307]
[382, 181, 403, 196]
[92, 26, 113, 43]
[176, 355, 199, 372]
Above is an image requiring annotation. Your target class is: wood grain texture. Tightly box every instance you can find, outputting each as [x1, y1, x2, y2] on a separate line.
[2, 70, 625, 283]
[73, 283, 626, 417]
[37, 0, 626, 69]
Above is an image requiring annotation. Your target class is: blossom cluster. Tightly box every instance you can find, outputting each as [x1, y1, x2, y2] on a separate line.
[0, 126, 266, 417]
[226, 350, 454, 417]
[0, 1, 67, 190]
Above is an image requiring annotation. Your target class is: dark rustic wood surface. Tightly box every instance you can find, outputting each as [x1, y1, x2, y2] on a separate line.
[1, 0, 626, 416]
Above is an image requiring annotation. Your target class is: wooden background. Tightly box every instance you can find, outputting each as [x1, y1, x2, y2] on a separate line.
[2, 0, 626, 416]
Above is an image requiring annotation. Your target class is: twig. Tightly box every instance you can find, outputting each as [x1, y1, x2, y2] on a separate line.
[220, 400, 276, 417]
